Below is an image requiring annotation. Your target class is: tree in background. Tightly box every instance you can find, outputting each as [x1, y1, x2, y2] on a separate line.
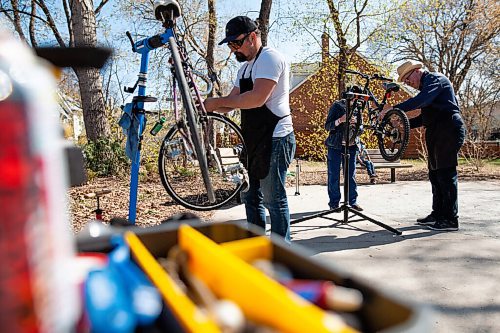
[1, 0, 112, 142]
[325, 0, 392, 98]
[282, 0, 392, 160]
[370, 0, 500, 164]
[373, 0, 499, 92]
[257, 0, 272, 46]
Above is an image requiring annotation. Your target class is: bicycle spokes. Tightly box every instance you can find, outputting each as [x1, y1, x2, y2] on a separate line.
[158, 113, 247, 211]
[377, 108, 410, 161]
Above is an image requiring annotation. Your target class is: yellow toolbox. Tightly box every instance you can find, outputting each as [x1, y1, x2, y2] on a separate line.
[77, 221, 431, 332]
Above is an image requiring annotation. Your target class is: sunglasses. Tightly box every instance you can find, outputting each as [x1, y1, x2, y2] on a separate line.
[227, 32, 252, 49]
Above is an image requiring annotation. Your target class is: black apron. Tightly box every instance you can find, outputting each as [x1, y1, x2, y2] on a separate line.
[239, 47, 288, 179]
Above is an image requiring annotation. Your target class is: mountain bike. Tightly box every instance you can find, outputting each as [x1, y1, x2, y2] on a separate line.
[120, 0, 247, 220]
[345, 69, 410, 161]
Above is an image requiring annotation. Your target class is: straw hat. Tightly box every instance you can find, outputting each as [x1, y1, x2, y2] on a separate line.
[397, 60, 424, 82]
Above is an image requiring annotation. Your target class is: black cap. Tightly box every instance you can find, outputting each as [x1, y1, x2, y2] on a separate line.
[218, 16, 258, 45]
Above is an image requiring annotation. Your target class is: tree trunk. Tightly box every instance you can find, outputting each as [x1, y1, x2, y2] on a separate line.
[258, 0, 272, 46]
[70, 0, 109, 141]
[327, 0, 348, 99]
[206, 0, 218, 97]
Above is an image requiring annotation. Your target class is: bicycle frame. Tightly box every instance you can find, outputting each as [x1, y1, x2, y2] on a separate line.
[345, 70, 393, 127]
[345, 69, 410, 162]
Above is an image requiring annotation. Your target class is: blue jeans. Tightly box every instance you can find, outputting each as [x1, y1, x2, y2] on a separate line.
[361, 160, 376, 177]
[327, 146, 358, 208]
[241, 132, 296, 242]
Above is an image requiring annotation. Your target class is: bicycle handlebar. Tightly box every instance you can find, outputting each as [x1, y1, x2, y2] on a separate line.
[126, 30, 172, 55]
[126, 31, 135, 51]
[345, 69, 393, 82]
[345, 69, 368, 79]
[372, 73, 392, 81]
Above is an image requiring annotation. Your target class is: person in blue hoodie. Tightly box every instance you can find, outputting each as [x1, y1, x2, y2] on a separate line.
[381, 60, 466, 231]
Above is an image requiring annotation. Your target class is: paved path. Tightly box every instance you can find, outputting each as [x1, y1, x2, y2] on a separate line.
[212, 180, 500, 333]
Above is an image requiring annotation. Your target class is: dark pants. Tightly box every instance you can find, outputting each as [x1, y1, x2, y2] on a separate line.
[429, 167, 458, 221]
[426, 120, 466, 222]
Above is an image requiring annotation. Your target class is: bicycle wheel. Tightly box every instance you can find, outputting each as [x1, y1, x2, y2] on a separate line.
[376, 108, 410, 161]
[168, 36, 215, 203]
[348, 101, 363, 145]
[158, 113, 248, 211]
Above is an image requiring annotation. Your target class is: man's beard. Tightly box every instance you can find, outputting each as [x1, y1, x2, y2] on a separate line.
[234, 52, 248, 62]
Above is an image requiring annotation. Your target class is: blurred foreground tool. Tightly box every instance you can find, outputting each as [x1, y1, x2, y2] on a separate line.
[0, 30, 112, 333]
[35, 46, 112, 68]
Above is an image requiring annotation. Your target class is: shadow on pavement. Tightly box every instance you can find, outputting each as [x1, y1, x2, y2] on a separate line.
[292, 225, 436, 254]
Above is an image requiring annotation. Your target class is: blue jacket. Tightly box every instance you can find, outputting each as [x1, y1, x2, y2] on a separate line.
[395, 71, 463, 129]
[324, 100, 359, 149]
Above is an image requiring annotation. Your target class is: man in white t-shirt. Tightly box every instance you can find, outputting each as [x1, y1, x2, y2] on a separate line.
[204, 16, 295, 242]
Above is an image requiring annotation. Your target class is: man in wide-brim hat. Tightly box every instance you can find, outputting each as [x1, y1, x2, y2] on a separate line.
[381, 59, 466, 231]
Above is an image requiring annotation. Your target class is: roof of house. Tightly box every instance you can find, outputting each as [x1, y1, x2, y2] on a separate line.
[290, 62, 321, 92]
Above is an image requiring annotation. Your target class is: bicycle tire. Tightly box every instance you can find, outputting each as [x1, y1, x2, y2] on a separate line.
[169, 36, 216, 203]
[158, 113, 248, 211]
[376, 108, 410, 161]
[348, 101, 363, 145]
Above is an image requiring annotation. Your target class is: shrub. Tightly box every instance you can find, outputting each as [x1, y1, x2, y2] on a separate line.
[82, 137, 129, 177]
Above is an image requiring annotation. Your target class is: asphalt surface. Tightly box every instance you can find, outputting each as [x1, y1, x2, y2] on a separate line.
[212, 180, 500, 333]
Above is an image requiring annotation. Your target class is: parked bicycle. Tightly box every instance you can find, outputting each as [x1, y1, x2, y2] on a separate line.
[345, 69, 410, 161]
[120, 0, 247, 220]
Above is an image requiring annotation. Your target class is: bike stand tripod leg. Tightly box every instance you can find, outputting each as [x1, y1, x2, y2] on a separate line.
[294, 158, 300, 196]
[290, 92, 402, 236]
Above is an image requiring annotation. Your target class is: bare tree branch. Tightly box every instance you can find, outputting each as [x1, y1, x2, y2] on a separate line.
[62, 0, 74, 46]
[29, 0, 37, 46]
[94, 0, 109, 15]
[34, 0, 66, 46]
[10, 0, 28, 43]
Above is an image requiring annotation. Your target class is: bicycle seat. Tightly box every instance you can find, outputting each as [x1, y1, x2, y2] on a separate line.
[132, 95, 158, 103]
[154, 0, 181, 21]
[383, 82, 400, 93]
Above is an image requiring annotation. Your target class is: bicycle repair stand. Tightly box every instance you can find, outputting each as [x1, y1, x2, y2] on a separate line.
[294, 158, 300, 196]
[291, 92, 402, 236]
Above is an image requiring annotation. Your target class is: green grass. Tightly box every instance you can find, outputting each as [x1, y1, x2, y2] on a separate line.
[457, 158, 500, 166]
[486, 158, 500, 166]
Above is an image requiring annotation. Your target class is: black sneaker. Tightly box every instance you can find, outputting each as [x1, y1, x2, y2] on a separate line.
[416, 214, 437, 225]
[350, 204, 363, 211]
[427, 220, 459, 231]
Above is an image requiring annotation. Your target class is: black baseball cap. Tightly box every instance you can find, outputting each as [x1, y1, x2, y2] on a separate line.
[218, 16, 258, 45]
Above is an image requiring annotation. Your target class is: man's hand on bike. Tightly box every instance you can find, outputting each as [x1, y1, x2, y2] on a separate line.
[203, 97, 220, 112]
[203, 97, 235, 114]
